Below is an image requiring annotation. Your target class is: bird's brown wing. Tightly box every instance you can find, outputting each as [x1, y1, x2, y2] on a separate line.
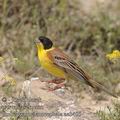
[47, 48, 117, 98]
[47, 48, 92, 86]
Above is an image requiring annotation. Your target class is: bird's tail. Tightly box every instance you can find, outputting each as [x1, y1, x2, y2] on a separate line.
[87, 79, 118, 98]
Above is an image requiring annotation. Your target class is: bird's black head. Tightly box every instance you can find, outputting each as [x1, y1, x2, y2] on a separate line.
[38, 36, 53, 50]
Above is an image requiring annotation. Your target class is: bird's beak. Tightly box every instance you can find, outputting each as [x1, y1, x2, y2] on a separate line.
[34, 39, 40, 44]
[34, 39, 43, 49]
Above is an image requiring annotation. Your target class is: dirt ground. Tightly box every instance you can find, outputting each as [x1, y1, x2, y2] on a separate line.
[0, 64, 119, 120]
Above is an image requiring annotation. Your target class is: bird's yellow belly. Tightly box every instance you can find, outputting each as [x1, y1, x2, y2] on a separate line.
[38, 53, 65, 78]
[42, 62, 65, 78]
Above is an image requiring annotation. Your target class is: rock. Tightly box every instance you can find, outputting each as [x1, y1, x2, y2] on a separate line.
[15, 79, 99, 120]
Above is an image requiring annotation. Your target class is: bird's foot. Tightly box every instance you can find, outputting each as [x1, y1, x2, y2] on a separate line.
[41, 83, 65, 92]
[42, 78, 65, 84]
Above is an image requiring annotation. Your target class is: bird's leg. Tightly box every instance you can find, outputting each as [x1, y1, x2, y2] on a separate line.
[46, 78, 65, 84]
[48, 83, 65, 91]
[41, 78, 66, 91]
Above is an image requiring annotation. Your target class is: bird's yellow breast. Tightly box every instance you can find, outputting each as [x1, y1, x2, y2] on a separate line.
[38, 49, 65, 78]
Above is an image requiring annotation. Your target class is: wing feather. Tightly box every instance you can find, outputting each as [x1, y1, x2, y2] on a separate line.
[47, 48, 117, 97]
[47, 48, 92, 84]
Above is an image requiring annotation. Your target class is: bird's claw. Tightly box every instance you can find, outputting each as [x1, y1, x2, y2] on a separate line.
[41, 83, 65, 92]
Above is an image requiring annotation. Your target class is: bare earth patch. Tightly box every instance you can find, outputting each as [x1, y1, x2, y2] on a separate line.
[0, 69, 119, 120]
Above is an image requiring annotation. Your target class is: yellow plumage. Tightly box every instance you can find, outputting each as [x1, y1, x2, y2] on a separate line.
[37, 44, 65, 78]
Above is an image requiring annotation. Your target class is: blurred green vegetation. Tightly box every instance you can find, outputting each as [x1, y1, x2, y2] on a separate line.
[0, 0, 120, 93]
[97, 102, 120, 120]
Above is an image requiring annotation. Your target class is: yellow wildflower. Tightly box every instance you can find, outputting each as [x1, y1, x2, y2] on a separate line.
[106, 50, 120, 60]
[3, 75, 16, 86]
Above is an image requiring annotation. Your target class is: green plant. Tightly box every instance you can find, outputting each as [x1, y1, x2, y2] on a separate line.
[97, 102, 120, 120]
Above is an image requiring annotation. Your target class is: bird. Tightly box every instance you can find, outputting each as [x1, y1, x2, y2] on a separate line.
[35, 36, 117, 98]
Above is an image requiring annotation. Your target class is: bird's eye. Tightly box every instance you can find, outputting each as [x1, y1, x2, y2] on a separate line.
[38, 37, 44, 42]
